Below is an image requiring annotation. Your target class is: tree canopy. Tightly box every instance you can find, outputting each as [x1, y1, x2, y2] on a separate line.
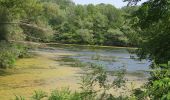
[129, 0, 170, 64]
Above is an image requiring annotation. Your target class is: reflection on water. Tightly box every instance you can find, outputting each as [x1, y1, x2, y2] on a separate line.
[47, 44, 151, 75]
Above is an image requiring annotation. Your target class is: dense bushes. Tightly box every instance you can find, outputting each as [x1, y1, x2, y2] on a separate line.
[0, 41, 29, 68]
[45, 1, 131, 46]
[0, 42, 17, 68]
[0, 0, 133, 46]
[131, 62, 170, 100]
[125, 0, 170, 99]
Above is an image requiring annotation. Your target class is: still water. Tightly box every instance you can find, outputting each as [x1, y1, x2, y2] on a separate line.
[47, 44, 151, 74]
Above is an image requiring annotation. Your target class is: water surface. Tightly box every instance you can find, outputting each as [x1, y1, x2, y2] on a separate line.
[48, 44, 150, 74]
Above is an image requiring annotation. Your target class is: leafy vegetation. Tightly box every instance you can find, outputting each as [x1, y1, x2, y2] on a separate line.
[0, 41, 29, 68]
[0, 0, 170, 99]
[0, 0, 132, 46]
[53, 3, 130, 46]
[0, 0, 52, 68]
[0, 42, 17, 68]
[125, 0, 170, 99]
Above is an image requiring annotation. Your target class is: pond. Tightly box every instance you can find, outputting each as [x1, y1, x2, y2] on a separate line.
[0, 44, 150, 99]
[47, 44, 151, 77]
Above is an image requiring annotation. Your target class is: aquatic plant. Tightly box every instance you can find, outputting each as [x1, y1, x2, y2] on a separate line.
[32, 90, 48, 100]
[91, 53, 101, 60]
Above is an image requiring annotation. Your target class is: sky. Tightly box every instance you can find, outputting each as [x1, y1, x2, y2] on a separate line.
[72, 0, 148, 8]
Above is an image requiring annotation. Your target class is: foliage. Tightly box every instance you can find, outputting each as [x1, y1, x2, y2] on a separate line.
[32, 90, 48, 100]
[52, 3, 130, 46]
[40, 0, 74, 9]
[138, 62, 170, 100]
[79, 63, 126, 100]
[48, 88, 81, 100]
[75, 29, 94, 44]
[0, 41, 29, 68]
[129, 0, 170, 64]
[0, 0, 54, 67]
[15, 96, 26, 100]
[0, 0, 54, 42]
[126, 0, 170, 99]
[0, 42, 19, 68]
[0, 0, 137, 46]
[123, 0, 141, 6]
[104, 28, 129, 46]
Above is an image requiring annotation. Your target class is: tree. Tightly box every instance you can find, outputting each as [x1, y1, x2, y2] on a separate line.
[0, 0, 53, 42]
[40, 0, 74, 9]
[76, 29, 94, 44]
[131, 0, 170, 64]
[123, 0, 141, 6]
[104, 28, 128, 46]
[52, 3, 129, 46]
[127, 0, 170, 99]
[0, 0, 26, 41]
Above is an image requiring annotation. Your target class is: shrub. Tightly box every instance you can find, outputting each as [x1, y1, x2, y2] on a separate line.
[78, 63, 127, 100]
[145, 62, 170, 100]
[49, 88, 81, 100]
[132, 62, 170, 100]
[0, 41, 29, 68]
[15, 96, 26, 100]
[32, 90, 48, 100]
[0, 42, 18, 68]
